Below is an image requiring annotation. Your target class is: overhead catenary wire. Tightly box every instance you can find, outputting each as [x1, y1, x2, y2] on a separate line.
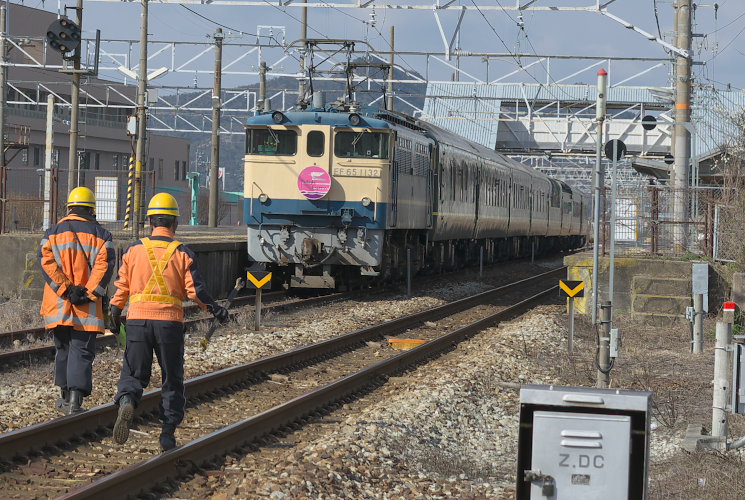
[179, 5, 259, 37]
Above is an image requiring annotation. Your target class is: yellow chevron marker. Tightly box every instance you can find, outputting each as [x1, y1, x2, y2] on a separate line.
[559, 280, 585, 298]
[247, 271, 272, 289]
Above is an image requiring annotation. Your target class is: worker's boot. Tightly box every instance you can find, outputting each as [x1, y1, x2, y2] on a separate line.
[67, 390, 84, 415]
[113, 395, 135, 445]
[56, 388, 70, 414]
[159, 424, 177, 452]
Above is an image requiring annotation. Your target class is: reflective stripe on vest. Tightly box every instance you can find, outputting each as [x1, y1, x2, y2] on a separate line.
[129, 237, 183, 306]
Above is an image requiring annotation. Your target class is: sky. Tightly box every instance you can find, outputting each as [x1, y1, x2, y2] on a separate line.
[9, 0, 745, 96]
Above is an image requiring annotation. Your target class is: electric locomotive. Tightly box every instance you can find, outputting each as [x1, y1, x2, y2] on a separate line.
[243, 106, 590, 289]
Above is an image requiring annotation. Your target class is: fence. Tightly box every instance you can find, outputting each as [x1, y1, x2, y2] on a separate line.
[602, 183, 730, 260]
[0, 166, 156, 237]
[0, 166, 246, 237]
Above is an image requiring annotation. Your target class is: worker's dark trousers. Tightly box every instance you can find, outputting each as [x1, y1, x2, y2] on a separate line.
[115, 319, 186, 427]
[52, 326, 96, 396]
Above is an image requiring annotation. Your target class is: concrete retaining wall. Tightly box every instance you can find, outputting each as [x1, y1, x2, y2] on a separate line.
[564, 252, 728, 321]
[0, 233, 248, 301]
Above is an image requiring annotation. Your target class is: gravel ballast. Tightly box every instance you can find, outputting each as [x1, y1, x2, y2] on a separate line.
[175, 305, 686, 500]
[0, 280, 496, 433]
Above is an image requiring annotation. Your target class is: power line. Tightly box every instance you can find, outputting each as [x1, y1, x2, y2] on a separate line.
[179, 5, 258, 37]
[470, 0, 566, 102]
[705, 22, 745, 62]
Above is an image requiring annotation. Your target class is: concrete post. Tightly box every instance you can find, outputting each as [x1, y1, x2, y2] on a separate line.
[712, 321, 732, 440]
[298, 1, 307, 107]
[596, 301, 612, 388]
[258, 61, 267, 112]
[693, 293, 704, 354]
[43, 95, 54, 229]
[208, 28, 223, 228]
[67, 0, 83, 195]
[387, 26, 395, 111]
[133, 0, 149, 239]
[672, 0, 692, 253]
[591, 69, 607, 325]
[0, 4, 6, 171]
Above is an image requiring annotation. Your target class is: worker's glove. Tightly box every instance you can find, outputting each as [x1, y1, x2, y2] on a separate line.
[66, 285, 92, 305]
[109, 305, 123, 334]
[211, 304, 229, 323]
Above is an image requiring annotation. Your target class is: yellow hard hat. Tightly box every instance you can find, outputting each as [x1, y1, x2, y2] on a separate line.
[147, 192, 180, 217]
[67, 187, 96, 208]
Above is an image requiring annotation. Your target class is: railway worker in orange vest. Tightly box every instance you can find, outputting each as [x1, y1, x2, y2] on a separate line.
[39, 186, 115, 415]
[110, 192, 228, 451]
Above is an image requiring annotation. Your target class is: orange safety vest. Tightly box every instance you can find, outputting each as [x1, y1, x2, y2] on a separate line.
[111, 227, 217, 322]
[39, 214, 115, 333]
[129, 238, 183, 307]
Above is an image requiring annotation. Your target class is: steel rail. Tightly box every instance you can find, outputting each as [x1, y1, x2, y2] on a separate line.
[0, 267, 563, 464]
[0, 291, 287, 347]
[59, 284, 558, 500]
[0, 291, 338, 366]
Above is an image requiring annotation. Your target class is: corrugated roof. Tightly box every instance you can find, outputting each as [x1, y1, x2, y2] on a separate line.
[421, 83, 502, 148]
[421, 83, 745, 158]
[422, 82, 668, 106]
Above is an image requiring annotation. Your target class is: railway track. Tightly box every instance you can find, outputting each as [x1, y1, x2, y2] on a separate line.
[0, 291, 342, 368]
[0, 266, 563, 499]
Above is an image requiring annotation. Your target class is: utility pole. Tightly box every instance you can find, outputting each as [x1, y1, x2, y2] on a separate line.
[673, 0, 692, 253]
[591, 68, 607, 325]
[43, 95, 55, 230]
[0, 4, 7, 171]
[208, 28, 223, 228]
[258, 61, 268, 112]
[298, 1, 308, 108]
[133, 0, 149, 239]
[387, 25, 394, 111]
[67, 0, 83, 196]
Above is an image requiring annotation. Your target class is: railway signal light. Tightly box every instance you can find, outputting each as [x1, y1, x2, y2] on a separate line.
[641, 115, 657, 130]
[46, 18, 81, 58]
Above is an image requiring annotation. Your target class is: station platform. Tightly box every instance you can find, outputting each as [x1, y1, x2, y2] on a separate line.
[564, 252, 728, 322]
[1, 225, 249, 301]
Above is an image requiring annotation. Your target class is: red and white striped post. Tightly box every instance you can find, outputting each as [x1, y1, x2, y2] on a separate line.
[724, 301, 736, 325]
[712, 301, 736, 442]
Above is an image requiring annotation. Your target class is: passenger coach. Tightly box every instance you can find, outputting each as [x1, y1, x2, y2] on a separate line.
[244, 108, 590, 289]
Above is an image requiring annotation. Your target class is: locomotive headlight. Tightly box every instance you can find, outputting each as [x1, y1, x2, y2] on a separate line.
[271, 111, 285, 124]
[361, 196, 372, 207]
[349, 113, 361, 126]
[259, 193, 269, 203]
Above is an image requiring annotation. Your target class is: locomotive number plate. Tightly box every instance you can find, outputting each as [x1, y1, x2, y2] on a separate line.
[332, 167, 381, 178]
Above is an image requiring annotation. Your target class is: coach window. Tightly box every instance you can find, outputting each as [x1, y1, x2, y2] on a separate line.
[307, 130, 325, 157]
[246, 128, 298, 155]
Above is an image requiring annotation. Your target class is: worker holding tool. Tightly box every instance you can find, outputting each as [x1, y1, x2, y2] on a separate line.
[110, 193, 228, 451]
[39, 187, 115, 415]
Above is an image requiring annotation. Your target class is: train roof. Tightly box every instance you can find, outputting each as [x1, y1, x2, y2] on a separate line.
[246, 111, 391, 129]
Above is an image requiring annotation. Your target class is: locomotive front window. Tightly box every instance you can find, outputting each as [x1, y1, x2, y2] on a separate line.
[334, 131, 389, 159]
[307, 130, 325, 157]
[246, 128, 297, 156]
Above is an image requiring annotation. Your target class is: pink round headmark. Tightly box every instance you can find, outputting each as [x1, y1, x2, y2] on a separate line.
[297, 166, 331, 200]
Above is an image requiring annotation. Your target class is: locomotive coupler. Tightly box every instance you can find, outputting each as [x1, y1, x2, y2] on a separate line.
[355, 227, 367, 249]
[279, 226, 291, 250]
[341, 208, 353, 226]
[337, 227, 348, 246]
[300, 237, 322, 262]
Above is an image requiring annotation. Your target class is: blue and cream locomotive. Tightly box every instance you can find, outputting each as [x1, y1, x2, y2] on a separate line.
[244, 108, 590, 289]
